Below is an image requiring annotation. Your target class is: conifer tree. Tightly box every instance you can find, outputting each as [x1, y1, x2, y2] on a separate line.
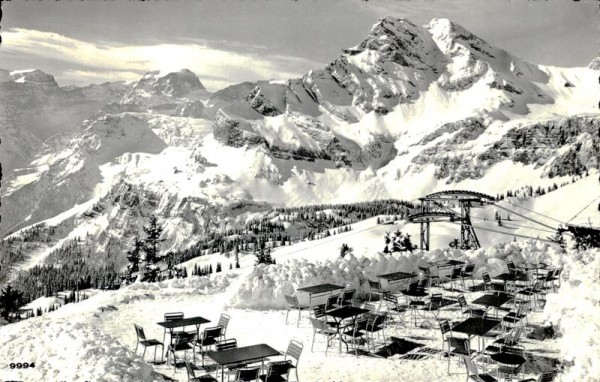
[0, 285, 24, 320]
[142, 215, 165, 264]
[126, 237, 144, 274]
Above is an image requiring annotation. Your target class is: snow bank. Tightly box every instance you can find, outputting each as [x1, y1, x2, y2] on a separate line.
[129, 272, 238, 295]
[229, 240, 564, 310]
[0, 318, 159, 382]
[542, 248, 600, 382]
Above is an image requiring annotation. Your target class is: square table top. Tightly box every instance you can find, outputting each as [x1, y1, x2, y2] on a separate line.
[401, 288, 428, 298]
[516, 262, 547, 270]
[429, 260, 466, 267]
[297, 283, 345, 295]
[377, 271, 416, 281]
[491, 352, 526, 365]
[157, 316, 211, 329]
[452, 317, 501, 337]
[472, 293, 512, 308]
[206, 344, 281, 366]
[326, 306, 370, 320]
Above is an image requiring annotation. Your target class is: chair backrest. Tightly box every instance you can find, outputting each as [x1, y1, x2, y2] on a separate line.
[438, 319, 452, 336]
[312, 304, 326, 319]
[538, 371, 557, 382]
[482, 272, 491, 284]
[216, 338, 238, 351]
[367, 312, 387, 331]
[462, 264, 475, 275]
[513, 301, 529, 318]
[362, 301, 381, 312]
[555, 267, 563, 277]
[448, 337, 470, 353]
[285, 340, 303, 365]
[266, 360, 292, 379]
[552, 268, 560, 277]
[202, 326, 223, 341]
[310, 317, 328, 331]
[325, 294, 339, 310]
[507, 261, 516, 271]
[410, 277, 430, 293]
[165, 312, 184, 322]
[235, 366, 261, 382]
[134, 324, 146, 341]
[505, 326, 523, 346]
[382, 291, 397, 305]
[532, 280, 544, 292]
[368, 280, 381, 292]
[457, 294, 467, 309]
[503, 346, 524, 356]
[185, 360, 196, 379]
[173, 331, 195, 346]
[218, 313, 231, 333]
[451, 267, 462, 278]
[463, 355, 480, 379]
[429, 293, 443, 310]
[284, 294, 299, 307]
[339, 289, 355, 305]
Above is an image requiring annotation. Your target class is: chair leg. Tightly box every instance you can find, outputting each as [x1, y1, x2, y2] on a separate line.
[311, 333, 315, 352]
[286, 309, 290, 324]
[297, 309, 301, 328]
[142, 346, 147, 360]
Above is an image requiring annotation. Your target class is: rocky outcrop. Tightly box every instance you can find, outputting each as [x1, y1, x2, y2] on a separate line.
[10, 69, 59, 89]
[412, 115, 600, 183]
[212, 110, 267, 148]
[246, 86, 283, 116]
[175, 100, 205, 118]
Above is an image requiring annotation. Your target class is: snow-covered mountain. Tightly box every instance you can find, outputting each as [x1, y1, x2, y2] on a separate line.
[1, 17, 598, 263]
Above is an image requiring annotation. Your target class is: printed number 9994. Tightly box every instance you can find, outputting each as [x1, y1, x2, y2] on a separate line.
[9, 362, 35, 369]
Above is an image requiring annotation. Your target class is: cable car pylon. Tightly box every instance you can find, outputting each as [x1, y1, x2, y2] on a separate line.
[408, 190, 495, 250]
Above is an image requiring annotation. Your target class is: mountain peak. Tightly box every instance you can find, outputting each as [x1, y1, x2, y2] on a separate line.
[137, 68, 205, 95]
[123, 68, 206, 104]
[589, 57, 600, 70]
[342, 16, 442, 71]
[8, 69, 59, 88]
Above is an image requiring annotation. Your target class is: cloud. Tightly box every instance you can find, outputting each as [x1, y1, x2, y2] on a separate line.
[2, 28, 325, 91]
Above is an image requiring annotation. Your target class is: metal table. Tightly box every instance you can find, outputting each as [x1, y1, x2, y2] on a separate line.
[326, 306, 370, 353]
[297, 283, 345, 307]
[452, 317, 501, 352]
[157, 316, 211, 354]
[401, 288, 429, 326]
[377, 271, 416, 292]
[207, 344, 281, 382]
[472, 293, 512, 317]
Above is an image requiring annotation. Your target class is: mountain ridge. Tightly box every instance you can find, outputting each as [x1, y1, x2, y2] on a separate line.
[1, 16, 598, 269]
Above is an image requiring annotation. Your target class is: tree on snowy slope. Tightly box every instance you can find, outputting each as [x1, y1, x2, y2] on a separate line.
[0, 284, 24, 320]
[126, 237, 144, 275]
[142, 215, 165, 264]
[254, 240, 275, 266]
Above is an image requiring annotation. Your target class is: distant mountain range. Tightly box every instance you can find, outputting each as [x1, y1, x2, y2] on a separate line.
[1, 17, 598, 263]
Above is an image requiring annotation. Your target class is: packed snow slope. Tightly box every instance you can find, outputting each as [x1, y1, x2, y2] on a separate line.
[1, 17, 598, 261]
[1, 165, 599, 381]
[1, 228, 599, 381]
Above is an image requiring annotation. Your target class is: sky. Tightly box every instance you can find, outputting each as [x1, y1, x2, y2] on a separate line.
[1, 0, 597, 91]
